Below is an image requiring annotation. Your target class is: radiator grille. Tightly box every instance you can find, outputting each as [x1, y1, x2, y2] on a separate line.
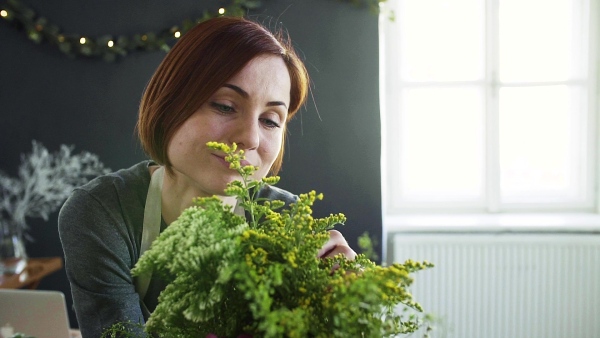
[391, 233, 600, 338]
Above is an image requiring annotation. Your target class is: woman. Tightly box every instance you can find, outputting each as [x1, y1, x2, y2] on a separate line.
[59, 16, 356, 337]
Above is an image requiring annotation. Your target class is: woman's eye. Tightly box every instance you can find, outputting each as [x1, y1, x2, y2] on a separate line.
[211, 102, 235, 114]
[260, 118, 281, 129]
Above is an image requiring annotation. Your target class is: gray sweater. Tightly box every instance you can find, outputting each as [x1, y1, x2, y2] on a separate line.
[58, 161, 297, 337]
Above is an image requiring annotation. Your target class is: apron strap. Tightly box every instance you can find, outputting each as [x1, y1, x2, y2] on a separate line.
[134, 165, 243, 318]
[135, 166, 164, 317]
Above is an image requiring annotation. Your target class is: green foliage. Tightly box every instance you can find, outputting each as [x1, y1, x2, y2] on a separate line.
[101, 322, 147, 338]
[0, 0, 262, 61]
[1, 0, 389, 62]
[107, 141, 433, 337]
[357, 231, 379, 261]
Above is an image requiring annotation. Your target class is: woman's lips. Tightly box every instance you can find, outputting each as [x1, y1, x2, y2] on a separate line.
[212, 154, 252, 168]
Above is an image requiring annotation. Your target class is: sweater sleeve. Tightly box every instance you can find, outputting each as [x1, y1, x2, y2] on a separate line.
[58, 188, 145, 338]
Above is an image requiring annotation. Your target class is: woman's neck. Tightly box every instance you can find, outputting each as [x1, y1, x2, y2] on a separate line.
[155, 167, 237, 225]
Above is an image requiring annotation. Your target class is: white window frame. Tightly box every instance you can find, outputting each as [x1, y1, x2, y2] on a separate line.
[379, 0, 600, 252]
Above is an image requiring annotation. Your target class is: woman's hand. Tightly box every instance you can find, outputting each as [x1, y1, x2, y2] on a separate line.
[317, 230, 357, 260]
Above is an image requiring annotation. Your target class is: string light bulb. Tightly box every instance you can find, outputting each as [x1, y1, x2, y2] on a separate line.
[79, 37, 86, 44]
[1, 10, 8, 18]
[107, 40, 114, 48]
[174, 31, 181, 38]
[218, 8, 225, 15]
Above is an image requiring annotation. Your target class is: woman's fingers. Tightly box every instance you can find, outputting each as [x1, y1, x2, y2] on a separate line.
[320, 244, 357, 261]
[317, 230, 357, 260]
[317, 230, 346, 258]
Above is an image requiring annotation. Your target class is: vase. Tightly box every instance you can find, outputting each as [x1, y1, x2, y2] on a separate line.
[0, 220, 27, 275]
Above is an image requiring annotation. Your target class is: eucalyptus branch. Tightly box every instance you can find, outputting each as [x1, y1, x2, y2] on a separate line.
[0, 140, 110, 235]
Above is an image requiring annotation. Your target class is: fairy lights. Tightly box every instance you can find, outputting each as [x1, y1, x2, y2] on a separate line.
[2, 0, 385, 62]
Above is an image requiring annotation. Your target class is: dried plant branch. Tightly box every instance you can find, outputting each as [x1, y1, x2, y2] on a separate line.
[0, 140, 110, 235]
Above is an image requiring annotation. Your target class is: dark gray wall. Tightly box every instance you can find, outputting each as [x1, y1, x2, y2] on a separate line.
[0, 0, 381, 328]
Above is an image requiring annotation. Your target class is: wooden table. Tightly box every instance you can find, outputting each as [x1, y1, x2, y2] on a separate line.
[0, 257, 63, 289]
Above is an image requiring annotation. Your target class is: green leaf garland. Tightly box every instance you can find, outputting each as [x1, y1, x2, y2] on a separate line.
[1, 0, 387, 62]
[0, 0, 259, 62]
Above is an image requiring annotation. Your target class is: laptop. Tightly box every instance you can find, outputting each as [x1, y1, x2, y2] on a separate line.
[0, 289, 73, 338]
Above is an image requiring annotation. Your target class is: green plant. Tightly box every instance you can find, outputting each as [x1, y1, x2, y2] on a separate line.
[357, 231, 380, 262]
[0, 140, 110, 236]
[105, 142, 433, 337]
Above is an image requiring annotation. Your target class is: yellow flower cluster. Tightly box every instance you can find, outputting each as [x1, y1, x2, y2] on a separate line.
[117, 142, 434, 338]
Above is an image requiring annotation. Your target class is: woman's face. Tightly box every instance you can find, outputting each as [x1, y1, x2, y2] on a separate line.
[166, 55, 291, 197]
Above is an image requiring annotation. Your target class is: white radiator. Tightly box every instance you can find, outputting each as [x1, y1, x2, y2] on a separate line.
[390, 233, 600, 338]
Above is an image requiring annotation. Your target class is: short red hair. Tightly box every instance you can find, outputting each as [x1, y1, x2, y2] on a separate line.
[137, 16, 309, 174]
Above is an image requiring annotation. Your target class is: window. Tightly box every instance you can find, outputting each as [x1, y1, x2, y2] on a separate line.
[380, 0, 599, 217]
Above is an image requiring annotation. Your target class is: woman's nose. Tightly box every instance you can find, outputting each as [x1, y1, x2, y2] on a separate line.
[232, 117, 260, 150]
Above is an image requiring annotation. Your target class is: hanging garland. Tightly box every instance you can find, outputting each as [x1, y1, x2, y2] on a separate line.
[0, 0, 385, 62]
[0, 0, 262, 62]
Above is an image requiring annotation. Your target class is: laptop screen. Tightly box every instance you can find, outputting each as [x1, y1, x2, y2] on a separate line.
[0, 289, 72, 338]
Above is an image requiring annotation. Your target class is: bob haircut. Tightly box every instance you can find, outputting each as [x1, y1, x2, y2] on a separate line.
[137, 16, 309, 175]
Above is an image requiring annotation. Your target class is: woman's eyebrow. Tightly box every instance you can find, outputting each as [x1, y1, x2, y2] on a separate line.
[223, 84, 288, 109]
[223, 84, 249, 98]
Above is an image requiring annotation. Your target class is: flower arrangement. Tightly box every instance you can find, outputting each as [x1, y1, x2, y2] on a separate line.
[0, 140, 110, 235]
[104, 142, 433, 337]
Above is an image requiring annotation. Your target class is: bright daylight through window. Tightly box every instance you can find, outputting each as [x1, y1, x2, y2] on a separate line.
[380, 0, 599, 221]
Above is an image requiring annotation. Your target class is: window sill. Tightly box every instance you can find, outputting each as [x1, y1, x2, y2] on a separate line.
[384, 213, 600, 233]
